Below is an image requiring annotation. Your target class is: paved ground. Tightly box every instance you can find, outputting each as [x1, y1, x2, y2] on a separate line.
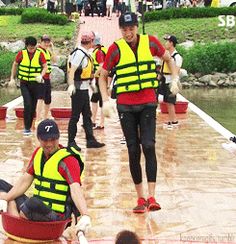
[0, 16, 236, 244]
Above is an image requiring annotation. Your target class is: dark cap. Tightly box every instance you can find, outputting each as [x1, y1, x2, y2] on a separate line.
[41, 34, 51, 42]
[37, 119, 60, 141]
[119, 12, 138, 27]
[164, 35, 178, 45]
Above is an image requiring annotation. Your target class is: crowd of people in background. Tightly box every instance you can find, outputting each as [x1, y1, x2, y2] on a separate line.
[38, 0, 203, 17]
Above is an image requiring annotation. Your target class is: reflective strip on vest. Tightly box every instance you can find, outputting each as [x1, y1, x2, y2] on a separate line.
[38, 47, 51, 74]
[33, 148, 83, 213]
[115, 35, 158, 94]
[17, 49, 42, 82]
[92, 46, 107, 74]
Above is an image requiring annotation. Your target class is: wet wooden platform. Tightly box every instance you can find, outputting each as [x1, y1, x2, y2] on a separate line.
[1, 91, 236, 244]
[1, 16, 236, 244]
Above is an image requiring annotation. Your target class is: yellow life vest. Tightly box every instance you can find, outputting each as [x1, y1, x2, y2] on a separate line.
[115, 35, 158, 94]
[161, 52, 179, 75]
[17, 49, 42, 82]
[33, 147, 84, 213]
[37, 47, 52, 74]
[92, 46, 107, 74]
[69, 48, 94, 81]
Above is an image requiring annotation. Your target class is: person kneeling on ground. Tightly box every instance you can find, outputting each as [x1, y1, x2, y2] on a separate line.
[0, 119, 91, 240]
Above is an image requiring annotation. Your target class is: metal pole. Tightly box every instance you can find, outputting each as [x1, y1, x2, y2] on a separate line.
[61, 0, 64, 13]
[141, 0, 145, 34]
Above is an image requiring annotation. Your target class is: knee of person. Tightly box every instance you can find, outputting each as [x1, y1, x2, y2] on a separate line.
[127, 141, 140, 153]
[24, 102, 32, 109]
[142, 141, 155, 151]
[70, 115, 80, 122]
[25, 197, 51, 214]
[45, 99, 51, 105]
[0, 179, 12, 192]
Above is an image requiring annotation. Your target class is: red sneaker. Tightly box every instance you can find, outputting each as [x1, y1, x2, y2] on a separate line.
[133, 198, 147, 213]
[147, 197, 161, 211]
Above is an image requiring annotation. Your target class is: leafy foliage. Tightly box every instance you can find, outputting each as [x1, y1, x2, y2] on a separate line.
[0, 7, 24, 15]
[178, 42, 236, 74]
[21, 8, 68, 25]
[144, 7, 236, 22]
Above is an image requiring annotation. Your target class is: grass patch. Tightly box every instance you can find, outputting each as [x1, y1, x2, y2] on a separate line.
[0, 48, 15, 79]
[140, 17, 236, 43]
[0, 15, 76, 42]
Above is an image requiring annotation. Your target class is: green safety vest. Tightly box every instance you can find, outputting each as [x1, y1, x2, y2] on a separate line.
[92, 46, 107, 73]
[17, 49, 42, 82]
[33, 147, 84, 213]
[115, 34, 158, 94]
[38, 47, 52, 74]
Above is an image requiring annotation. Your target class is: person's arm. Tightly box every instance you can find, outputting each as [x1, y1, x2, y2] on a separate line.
[68, 64, 77, 86]
[94, 49, 105, 77]
[67, 50, 85, 95]
[70, 182, 91, 236]
[35, 54, 48, 82]
[175, 54, 183, 74]
[70, 182, 88, 216]
[98, 43, 118, 102]
[49, 42, 57, 64]
[41, 62, 48, 77]
[8, 61, 18, 87]
[10, 61, 18, 80]
[0, 173, 34, 202]
[99, 67, 110, 102]
[161, 50, 180, 95]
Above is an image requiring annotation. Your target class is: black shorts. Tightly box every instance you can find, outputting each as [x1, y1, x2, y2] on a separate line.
[20, 197, 64, 222]
[44, 79, 52, 105]
[37, 79, 51, 104]
[159, 79, 176, 104]
[91, 92, 103, 107]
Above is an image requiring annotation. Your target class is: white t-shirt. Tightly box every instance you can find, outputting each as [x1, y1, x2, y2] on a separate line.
[69, 46, 91, 90]
[164, 50, 183, 84]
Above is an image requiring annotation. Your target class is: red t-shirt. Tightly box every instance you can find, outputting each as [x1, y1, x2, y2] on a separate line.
[38, 45, 51, 80]
[103, 35, 165, 105]
[26, 145, 81, 185]
[95, 47, 106, 64]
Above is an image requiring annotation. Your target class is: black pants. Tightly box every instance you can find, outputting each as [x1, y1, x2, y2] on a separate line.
[89, 0, 100, 16]
[20, 82, 42, 130]
[47, 1, 55, 13]
[101, 0, 106, 16]
[44, 79, 52, 105]
[68, 89, 95, 144]
[118, 104, 157, 184]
